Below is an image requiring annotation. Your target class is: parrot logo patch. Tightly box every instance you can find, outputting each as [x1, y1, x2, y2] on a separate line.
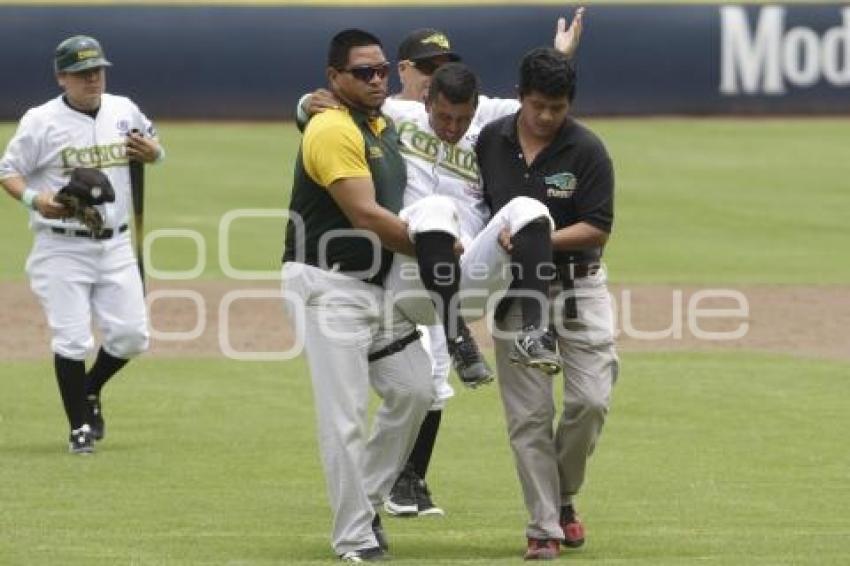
[116, 120, 130, 134]
[422, 33, 451, 50]
[545, 172, 577, 198]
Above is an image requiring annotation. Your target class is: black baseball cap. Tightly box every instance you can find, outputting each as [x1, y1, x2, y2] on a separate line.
[397, 29, 460, 62]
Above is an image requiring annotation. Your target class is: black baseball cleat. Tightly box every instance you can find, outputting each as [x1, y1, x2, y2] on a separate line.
[414, 475, 445, 517]
[339, 546, 388, 562]
[447, 327, 493, 388]
[68, 424, 95, 454]
[384, 464, 419, 517]
[510, 326, 561, 375]
[87, 394, 105, 441]
[385, 463, 445, 517]
[372, 514, 389, 552]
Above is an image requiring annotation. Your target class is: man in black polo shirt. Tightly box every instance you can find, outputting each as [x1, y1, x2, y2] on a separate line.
[475, 47, 619, 560]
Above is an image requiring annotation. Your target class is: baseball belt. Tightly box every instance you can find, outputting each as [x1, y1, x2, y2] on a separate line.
[368, 329, 423, 363]
[556, 262, 601, 320]
[494, 262, 601, 322]
[303, 256, 392, 287]
[50, 223, 128, 240]
[557, 262, 601, 280]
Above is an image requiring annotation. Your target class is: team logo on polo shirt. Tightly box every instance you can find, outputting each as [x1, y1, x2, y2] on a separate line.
[545, 171, 576, 198]
[368, 145, 384, 160]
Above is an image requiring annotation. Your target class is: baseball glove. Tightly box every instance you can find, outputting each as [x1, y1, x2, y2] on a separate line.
[55, 168, 115, 236]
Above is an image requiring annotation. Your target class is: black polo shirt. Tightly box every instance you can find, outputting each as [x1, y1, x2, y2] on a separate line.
[475, 114, 614, 264]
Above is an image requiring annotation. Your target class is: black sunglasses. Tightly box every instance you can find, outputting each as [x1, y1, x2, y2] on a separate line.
[342, 62, 391, 82]
[410, 58, 442, 76]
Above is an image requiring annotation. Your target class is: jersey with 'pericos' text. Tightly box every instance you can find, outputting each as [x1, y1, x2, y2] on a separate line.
[0, 93, 157, 232]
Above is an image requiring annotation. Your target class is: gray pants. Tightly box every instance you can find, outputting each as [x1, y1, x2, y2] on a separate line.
[493, 266, 619, 540]
[282, 262, 433, 555]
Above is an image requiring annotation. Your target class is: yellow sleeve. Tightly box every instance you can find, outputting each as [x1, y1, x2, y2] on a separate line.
[303, 110, 370, 187]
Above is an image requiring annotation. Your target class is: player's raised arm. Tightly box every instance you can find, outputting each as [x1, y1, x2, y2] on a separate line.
[474, 7, 586, 125]
[554, 6, 585, 58]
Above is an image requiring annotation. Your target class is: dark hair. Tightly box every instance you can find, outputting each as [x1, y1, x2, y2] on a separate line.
[427, 62, 479, 105]
[328, 29, 383, 69]
[518, 47, 576, 102]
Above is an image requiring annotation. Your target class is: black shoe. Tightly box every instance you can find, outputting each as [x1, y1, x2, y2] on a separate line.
[510, 326, 561, 375]
[87, 394, 105, 441]
[339, 546, 388, 562]
[68, 424, 95, 454]
[447, 328, 493, 388]
[372, 514, 389, 552]
[414, 475, 445, 517]
[384, 464, 419, 517]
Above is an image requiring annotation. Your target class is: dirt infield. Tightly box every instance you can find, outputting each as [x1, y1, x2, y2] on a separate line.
[2, 280, 848, 361]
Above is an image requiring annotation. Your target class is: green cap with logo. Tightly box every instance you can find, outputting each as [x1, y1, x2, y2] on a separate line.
[54, 35, 112, 73]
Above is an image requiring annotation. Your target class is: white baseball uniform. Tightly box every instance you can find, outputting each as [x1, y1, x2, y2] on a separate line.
[381, 96, 554, 405]
[0, 93, 156, 360]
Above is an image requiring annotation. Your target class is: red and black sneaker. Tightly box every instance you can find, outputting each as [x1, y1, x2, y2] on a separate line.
[559, 504, 585, 548]
[523, 538, 559, 560]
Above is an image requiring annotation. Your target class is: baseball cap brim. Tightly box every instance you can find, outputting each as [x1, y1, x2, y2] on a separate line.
[61, 58, 112, 73]
[410, 49, 460, 63]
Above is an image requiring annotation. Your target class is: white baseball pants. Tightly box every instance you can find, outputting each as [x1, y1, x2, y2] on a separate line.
[26, 230, 148, 361]
[387, 195, 553, 326]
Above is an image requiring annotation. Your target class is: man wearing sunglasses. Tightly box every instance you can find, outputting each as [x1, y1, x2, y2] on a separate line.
[293, 6, 584, 526]
[282, 29, 436, 562]
[395, 28, 460, 103]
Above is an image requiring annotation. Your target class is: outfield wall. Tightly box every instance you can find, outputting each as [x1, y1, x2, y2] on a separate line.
[3, 3, 849, 119]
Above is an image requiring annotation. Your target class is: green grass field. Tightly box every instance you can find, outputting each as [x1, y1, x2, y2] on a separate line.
[2, 118, 848, 563]
[2, 353, 849, 564]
